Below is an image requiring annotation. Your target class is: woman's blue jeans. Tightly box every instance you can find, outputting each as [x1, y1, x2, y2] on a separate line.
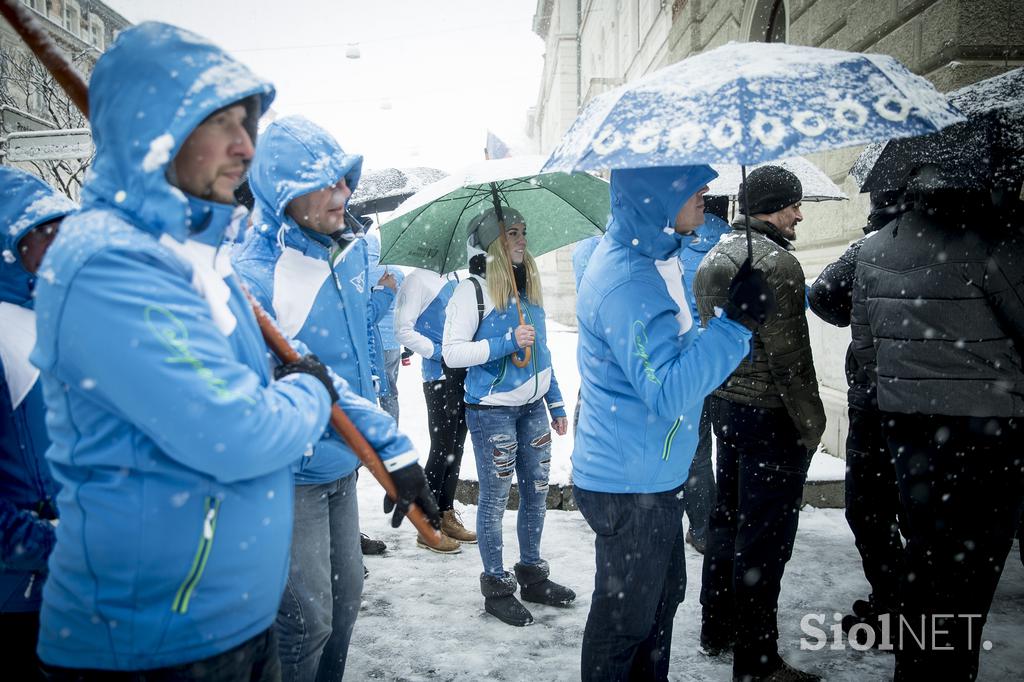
[466, 400, 552, 577]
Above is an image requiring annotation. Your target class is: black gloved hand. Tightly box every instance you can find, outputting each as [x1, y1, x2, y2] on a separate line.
[273, 354, 339, 404]
[723, 258, 778, 331]
[383, 464, 441, 530]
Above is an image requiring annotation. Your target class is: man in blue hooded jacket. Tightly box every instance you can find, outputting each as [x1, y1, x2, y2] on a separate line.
[0, 167, 75, 681]
[30, 23, 419, 680]
[232, 115, 437, 681]
[572, 165, 775, 680]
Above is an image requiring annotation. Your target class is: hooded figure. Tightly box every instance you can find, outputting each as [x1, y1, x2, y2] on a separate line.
[573, 166, 750, 492]
[232, 116, 427, 679]
[0, 169, 74, 675]
[571, 165, 753, 680]
[28, 23, 374, 672]
[233, 116, 416, 486]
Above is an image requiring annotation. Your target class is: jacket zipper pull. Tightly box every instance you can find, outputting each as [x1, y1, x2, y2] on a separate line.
[24, 573, 36, 599]
[203, 507, 216, 540]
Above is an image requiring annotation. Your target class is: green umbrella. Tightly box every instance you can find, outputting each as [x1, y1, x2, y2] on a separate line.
[379, 155, 610, 273]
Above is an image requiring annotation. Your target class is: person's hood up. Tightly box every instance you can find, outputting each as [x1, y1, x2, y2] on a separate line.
[1, 167, 76, 305]
[82, 22, 275, 243]
[247, 116, 362, 247]
[607, 165, 718, 260]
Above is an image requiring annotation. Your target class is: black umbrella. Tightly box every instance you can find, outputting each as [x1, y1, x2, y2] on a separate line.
[851, 67, 1024, 193]
[349, 166, 448, 215]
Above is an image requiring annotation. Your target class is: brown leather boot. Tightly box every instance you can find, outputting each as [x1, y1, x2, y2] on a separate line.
[416, 531, 461, 554]
[441, 509, 477, 544]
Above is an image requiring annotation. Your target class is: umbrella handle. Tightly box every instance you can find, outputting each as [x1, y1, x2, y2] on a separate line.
[510, 323, 532, 368]
[0, 0, 444, 550]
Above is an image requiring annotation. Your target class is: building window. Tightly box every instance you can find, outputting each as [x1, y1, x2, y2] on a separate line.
[64, 0, 80, 36]
[88, 14, 105, 50]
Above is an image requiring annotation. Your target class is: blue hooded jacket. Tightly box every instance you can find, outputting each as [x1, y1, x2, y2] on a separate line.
[679, 213, 731, 323]
[572, 166, 752, 494]
[28, 24, 345, 670]
[232, 117, 417, 485]
[443, 268, 566, 416]
[0, 168, 75, 613]
[365, 231, 404, 353]
[572, 235, 601, 293]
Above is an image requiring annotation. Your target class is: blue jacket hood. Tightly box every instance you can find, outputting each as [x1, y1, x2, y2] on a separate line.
[688, 213, 732, 254]
[1, 168, 76, 305]
[248, 115, 362, 242]
[607, 165, 718, 260]
[83, 21, 275, 243]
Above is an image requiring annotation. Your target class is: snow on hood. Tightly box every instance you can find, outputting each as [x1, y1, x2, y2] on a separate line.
[606, 165, 718, 261]
[248, 115, 363, 237]
[1, 167, 76, 305]
[82, 22, 275, 243]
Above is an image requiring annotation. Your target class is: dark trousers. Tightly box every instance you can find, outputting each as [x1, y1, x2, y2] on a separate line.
[684, 396, 714, 545]
[422, 366, 468, 511]
[41, 627, 280, 682]
[0, 610, 44, 681]
[575, 485, 687, 682]
[884, 413, 1023, 682]
[845, 404, 905, 613]
[700, 397, 810, 678]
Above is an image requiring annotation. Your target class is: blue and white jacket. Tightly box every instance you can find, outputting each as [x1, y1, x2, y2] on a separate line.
[395, 268, 461, 382]
[0, 168, 75, 613]
[442, 269, 566, 415]
[28, 24, 370, 671]
[680, 213, 731, 323]
[366, 231, 405, 353]
[233, 116, 417, 485]
[365, 231, 405, 398]
[572, 166, 752, 494]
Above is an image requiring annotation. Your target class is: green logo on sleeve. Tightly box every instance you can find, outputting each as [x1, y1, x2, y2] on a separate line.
[145, 305, 255, 404]
[632, 320, 661, 385]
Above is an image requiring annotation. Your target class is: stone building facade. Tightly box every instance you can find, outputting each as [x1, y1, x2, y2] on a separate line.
[528, 0, 1022, 456]
[1, 0, 130, 194]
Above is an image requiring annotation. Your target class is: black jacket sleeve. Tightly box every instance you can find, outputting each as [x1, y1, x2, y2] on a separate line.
[808, 237, 864, 328]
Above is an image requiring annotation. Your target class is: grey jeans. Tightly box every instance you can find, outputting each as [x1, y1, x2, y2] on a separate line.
[378, 348, 401, 424]
[275, 474, 362, 682]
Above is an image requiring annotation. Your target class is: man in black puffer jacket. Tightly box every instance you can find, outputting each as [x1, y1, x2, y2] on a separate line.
[695, 165, 824, 682]
[808, 191, 905, 643]
[851, 181, 1024, 681]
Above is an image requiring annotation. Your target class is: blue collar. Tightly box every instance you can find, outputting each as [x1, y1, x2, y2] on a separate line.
[184, 193, 239, 247]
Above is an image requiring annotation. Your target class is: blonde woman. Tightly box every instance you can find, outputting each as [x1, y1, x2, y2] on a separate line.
[442, 206, 574, 627]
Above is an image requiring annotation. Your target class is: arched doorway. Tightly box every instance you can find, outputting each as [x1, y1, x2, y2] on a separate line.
[742, 0, 789, 44]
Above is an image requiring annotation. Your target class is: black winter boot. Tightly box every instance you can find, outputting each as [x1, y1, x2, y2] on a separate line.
[480, 571, 533, 627]
[514, 561, 576, 607]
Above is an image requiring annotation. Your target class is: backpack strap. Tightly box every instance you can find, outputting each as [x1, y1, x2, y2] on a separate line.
[469, 276, 485, 327]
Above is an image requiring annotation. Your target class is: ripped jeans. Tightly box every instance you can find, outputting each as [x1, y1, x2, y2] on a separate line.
[466, 399, 552, 577]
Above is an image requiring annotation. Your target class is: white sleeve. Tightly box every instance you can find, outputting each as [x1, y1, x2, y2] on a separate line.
[394, 272, 437, 359]
[442, 279, 501, 368]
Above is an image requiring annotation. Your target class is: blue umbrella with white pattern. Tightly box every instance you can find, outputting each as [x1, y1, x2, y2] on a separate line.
[542, 41, 965, 258]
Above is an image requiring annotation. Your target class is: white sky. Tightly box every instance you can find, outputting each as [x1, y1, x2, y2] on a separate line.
[104, 0, 544, 173]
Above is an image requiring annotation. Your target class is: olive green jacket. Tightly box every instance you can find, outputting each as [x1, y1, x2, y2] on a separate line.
[693, 216, 826, 450]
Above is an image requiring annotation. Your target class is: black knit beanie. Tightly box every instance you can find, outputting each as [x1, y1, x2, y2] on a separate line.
[738, 165, 803, 215]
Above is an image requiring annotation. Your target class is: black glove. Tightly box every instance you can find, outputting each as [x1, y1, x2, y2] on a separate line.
[273, 354, 339, 404]
[383, 464, 441, 530]
[723, 258, 778, 331]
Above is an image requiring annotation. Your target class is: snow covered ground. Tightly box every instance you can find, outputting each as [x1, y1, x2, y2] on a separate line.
[347, 321, 1024, 680]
